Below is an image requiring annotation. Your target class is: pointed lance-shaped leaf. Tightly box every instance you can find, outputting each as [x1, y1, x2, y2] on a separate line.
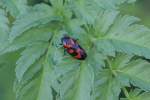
[15, 42, 48, 82]
[9, 3, 61, 42]
[95, 10, 150, 59]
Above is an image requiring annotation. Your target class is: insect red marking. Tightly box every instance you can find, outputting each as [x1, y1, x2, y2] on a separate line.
[67, 49, 74, 53]
[63, 44, 71, 48]
[75, 53, 81, 59]
[61, 35, 87, 60]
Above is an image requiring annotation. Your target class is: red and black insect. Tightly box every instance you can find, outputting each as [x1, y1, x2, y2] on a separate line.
[61, 35, 87, 60]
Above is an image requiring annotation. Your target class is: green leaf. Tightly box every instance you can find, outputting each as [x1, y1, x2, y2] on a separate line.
[0, 51, 20, 100]
[108, 54, 150, 91]
[95, 10, 150, 59]
[93, 10, 119, 34]
[49, 0, 63, 7]
[0, 25, 52, 55]
[58, 62, 94, 100]
[14, 58, 43, 92]
[0, 0, 27, 17]
[9, 3, 60, 41]
[121, 89, 150, 100]
[95, 70, 121, 100]
[15, 59, 53, 100]
[67, 0, 136, 24]
[119, 59, 150, 91]
[37, 59, 53, 100]
[0, 9, 9, 44]
[70, 0, 101, 24]
[49, 0, 73, 24]
[97, 0, 136, 10]
[14, 38, 64, 100]
[15, 42, 48, 81]
[2, 0, 150, 100]
[94, 54, 150, 100]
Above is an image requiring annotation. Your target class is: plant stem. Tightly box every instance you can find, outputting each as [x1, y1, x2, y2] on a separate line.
[106, 59, 117, 77]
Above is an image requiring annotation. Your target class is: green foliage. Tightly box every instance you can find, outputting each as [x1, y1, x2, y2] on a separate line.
[15, 42, 49, 81]
[57, 62, 94, 100]
[121, 89, 150, 100]
[1, 0, 150, 100]
[9, 3, 59, 41]
[0, 51, 20, 100]
[94, 54, 150, 100]
[0, 0, 27, 17]
[94, 11, 150, 58]
[0, 9, 9, 44]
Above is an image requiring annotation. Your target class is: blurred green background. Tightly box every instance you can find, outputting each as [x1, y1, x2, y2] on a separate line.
[0, 0, 150, 100]
[120, 0, 150, 27]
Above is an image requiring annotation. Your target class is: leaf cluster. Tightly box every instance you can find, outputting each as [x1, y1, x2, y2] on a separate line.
[0, 0, 150, 100]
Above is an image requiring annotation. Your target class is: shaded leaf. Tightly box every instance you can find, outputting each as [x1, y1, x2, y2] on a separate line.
[121, 89, 150, 100]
